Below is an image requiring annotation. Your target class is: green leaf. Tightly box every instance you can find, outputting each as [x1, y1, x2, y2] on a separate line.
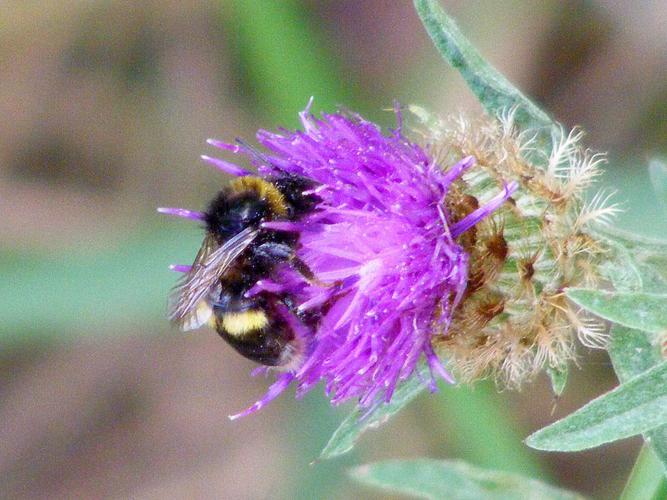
[591, 225, 667, 293]
[566, 288, 667, 336]
[649, 158, 667, 216]
[526, 360, 667, 452]
[609, 326, 664, 382]
[413, 0, 555, 138]
[609, 326, 667, 474]
[547, 366, 568, 397]
[350, 458, 585, 500]
[599, 242, 643, 292]
[592, 225, 667, 255]
[319, 365, 428, 460]
[641, 254, 667, 291]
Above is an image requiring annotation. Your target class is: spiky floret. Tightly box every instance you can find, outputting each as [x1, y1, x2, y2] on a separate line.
[410, 106, 616, 387]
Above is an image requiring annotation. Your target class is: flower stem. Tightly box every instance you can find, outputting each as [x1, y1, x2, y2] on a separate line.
[620, 444, 667, 500]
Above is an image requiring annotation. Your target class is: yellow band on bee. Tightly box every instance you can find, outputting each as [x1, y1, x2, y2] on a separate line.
[222, 310, 269, 337]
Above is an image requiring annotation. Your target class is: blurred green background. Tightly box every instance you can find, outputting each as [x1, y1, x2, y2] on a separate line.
[1, 1, 665, 498]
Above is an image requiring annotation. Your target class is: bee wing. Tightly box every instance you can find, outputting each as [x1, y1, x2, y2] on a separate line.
[168, 226, 259, 330]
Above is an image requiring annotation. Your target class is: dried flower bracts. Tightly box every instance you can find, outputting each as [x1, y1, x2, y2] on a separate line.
[411, 107, 616, 387]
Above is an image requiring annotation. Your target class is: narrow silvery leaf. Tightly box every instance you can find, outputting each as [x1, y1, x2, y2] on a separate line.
[599, 242, 643, 292]
[590, 225, 667, 293]
[319, 365, 428, 460]
[566, 288, 667, 336]
[350, 459, 585, 500]
[413, 0, 555, 139]
[547, 366, 568, 397]
[609, 326, 667, 474]
[526, 361, 667, 452]
[609, 326, 663, 382]
[649, 158, 667, 216]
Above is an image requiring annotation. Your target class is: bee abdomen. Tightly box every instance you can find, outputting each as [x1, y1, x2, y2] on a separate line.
[215, 308, 292, 366]
[221, 309, 269, 337]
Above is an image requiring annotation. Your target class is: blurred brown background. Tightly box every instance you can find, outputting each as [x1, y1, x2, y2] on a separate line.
[1, 1, 666, 499]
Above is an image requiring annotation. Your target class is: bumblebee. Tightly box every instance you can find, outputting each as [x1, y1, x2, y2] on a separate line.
[168, 175, 321, 368]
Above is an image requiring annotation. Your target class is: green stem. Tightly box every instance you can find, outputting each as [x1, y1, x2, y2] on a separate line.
[620, 444, 667, 500]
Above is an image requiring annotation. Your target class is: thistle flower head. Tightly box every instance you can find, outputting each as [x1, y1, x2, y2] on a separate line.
[217, 103, 516, 417]
[163, 101, 612, 418]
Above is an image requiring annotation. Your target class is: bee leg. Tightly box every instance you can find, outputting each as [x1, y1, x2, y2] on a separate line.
[272, 300, 311, 369]
[254, 242, 293, 261]
[244, 279, 286, 298]
[255, 242, 338, 288]
[281, 295, 298, 311]
[289, 255, 340, 288]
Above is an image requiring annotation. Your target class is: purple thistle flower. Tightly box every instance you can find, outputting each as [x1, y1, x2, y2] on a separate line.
[165, 102, 517, 418]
